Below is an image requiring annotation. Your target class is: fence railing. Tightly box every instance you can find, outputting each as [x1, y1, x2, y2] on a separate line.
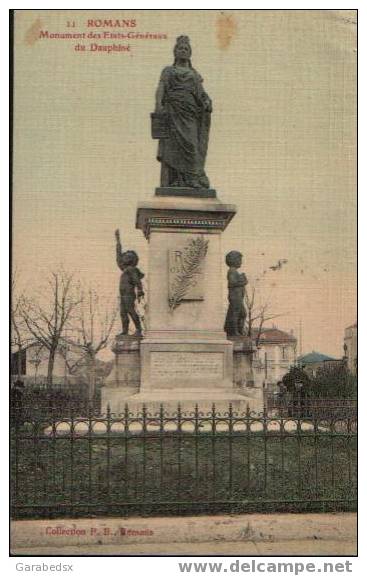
[264, 392, 357, 419]
[11, 404, 357, 519]
[11, 385, 101, 420]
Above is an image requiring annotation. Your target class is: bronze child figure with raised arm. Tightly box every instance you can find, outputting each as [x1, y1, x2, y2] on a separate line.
[152, 35, 212, 189]
[224, 251, 248, 338]
[115, 229, 144, 337]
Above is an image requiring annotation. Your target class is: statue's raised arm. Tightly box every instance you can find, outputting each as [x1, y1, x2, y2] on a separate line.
[151, 35, 212, 190]
[115, 229, 125, 271]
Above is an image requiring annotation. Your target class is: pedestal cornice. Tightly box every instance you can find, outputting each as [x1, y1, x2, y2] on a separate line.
[136, 195, 237, 239]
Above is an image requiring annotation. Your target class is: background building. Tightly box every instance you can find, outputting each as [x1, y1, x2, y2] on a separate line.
[252, 327, 297, 391]
[344, 323, 357, 374]
[11, 343, 70, 386]
[297, 351, 341, 377]
[11, 343, 113, 389]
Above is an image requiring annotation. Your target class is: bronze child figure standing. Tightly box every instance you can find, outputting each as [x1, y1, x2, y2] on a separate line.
[115, 229, 144, 337]
[224, 251, 248, 337]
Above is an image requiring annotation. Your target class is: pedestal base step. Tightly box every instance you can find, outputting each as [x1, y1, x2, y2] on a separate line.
[102, 387, 264, 416]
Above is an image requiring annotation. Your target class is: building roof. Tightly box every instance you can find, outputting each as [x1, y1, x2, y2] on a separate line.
[297, 351, 335, 364]
[252, 327, 297, 344]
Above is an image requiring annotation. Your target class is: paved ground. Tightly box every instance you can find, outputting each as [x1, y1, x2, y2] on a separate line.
[12, 539, 357, 556]
[11, 513, 357, 557]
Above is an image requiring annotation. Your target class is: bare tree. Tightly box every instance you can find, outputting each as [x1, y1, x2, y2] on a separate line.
[63, 286, 118, 400]
[20, 269, 79, 389]
[244, 284, 257, 340]
[245, 283, 285, 345]
[27, 344, 46, 386]
[11, 273, 33, 379]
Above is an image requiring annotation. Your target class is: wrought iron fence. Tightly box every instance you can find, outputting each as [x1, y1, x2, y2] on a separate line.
[10, 384, 101, 421]
[11, 404, 357, 519]
[264, 392, 357, 419]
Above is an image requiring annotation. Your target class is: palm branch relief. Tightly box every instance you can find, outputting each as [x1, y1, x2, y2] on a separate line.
[168, 237, 209, 311]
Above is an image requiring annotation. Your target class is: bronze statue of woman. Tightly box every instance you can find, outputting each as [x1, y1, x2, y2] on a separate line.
[153, 35, 212, 189]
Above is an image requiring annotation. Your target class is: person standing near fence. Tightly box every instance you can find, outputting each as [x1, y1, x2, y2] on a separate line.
[11, 379, 25, 426]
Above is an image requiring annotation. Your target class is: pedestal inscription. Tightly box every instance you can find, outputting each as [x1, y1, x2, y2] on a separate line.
[151, 351, 223, 381]
[168, 236, 208, 310]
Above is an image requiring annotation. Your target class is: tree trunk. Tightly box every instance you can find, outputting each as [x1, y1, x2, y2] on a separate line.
[17, 344, 23, 379]
[47, 348, 56, 390]
[88, 354, 96, 403]
[247, 316, 253, 339]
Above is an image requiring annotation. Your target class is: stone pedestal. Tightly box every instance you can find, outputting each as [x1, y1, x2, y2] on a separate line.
[101, 335, 140, 413]
[102, 188, 264, 415]
[136, 190, 236, 396]
[140, 340, 234, 391]
[232, 336, 256, 390]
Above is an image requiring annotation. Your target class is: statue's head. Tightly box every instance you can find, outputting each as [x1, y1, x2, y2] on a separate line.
[121, 250, 139, 268]
[173, 35, 192, 66]
[226, 250, 243, 268]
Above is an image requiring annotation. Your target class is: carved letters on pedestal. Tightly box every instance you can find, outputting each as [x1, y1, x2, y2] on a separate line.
[168, 236, 209, 310]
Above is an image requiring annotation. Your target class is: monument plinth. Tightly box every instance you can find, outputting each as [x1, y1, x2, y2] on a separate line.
[103, 335, 141, 408]
[136, 192, 236, 393]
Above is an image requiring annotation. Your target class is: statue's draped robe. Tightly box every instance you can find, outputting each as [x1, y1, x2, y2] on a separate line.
[157, 65, 211, 188]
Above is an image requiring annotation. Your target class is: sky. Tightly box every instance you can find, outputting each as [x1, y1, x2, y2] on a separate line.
[12, 9, 357, 358]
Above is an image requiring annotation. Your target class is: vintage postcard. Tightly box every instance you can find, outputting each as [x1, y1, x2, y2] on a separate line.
[10, 9, 357, 560]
